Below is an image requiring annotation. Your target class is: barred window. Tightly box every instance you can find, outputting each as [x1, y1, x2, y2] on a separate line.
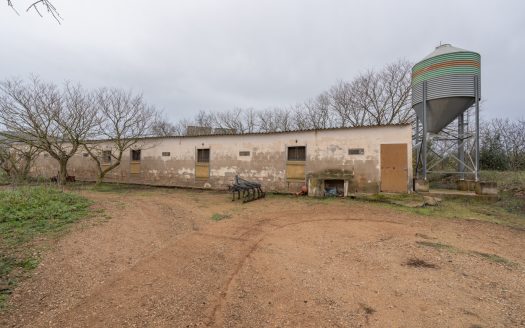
[131, 149, 141, 161]
[348, 148, 364, 155]
[239, 151, 250, 156]
[162, 152, 171, 157]
[287, 146, 306, 161]
[197, 149, 210, 163]
[102, 150, 111, 163]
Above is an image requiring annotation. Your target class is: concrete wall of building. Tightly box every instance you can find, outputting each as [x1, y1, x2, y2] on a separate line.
[30, 125, 413, 193]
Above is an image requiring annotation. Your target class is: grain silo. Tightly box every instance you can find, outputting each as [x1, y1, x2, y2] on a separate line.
[412, 44, 481, 185]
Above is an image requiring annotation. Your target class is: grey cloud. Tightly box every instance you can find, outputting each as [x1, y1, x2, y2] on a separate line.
[1, 0, 523, 121]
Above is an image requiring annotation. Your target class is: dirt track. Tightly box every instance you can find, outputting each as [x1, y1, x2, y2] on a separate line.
[2, 189, 525, 327]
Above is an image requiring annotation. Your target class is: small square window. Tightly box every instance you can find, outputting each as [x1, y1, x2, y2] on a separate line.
[288, 146, 306, 161]
[83, 153, 89, 157]
[102, 150, 111, 163]
[239, 151, 250, 156]
[197, 149, 210, 163]
[348, 148, 364, 155]
[162, 152, 171, 157]
[131, 149, 141, 161]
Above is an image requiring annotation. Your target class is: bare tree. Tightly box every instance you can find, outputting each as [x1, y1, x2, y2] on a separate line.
[0, 78, 98, 184]
[213, 108, 248, 134]
[168, 59, 414, 134]
[357, 60, 413, 125]
[151, 115, 178, 136]
[0, 137, 40, 182]
[83, 88, 157, 185]
[327, 81, 352, 128]
[303, 94, 333, 129]
[257, 108, 292, 132]
[7, 0, 62, 23]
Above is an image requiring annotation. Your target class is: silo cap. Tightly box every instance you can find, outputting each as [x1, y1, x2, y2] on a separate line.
[422, 44, 469, 60]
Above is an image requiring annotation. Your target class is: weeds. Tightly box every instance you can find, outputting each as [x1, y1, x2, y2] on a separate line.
[0, 186, 92, 309]
[416, 241, 459, 253]
[211, 213, 231, 221]
[471, 251, 516, 266]
[0, 187, 92, 244]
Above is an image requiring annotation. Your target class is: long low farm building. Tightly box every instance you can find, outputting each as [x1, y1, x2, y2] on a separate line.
[31, 124, 413, 195]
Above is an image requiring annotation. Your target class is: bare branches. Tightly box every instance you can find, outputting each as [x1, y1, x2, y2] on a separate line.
[84, 87, 158, 184]
[0, 78, 98, 184]
[6, 0, 62, 23]
[164, 59, 414, 135]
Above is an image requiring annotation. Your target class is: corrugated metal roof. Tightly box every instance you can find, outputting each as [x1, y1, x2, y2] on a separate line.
[115, 123, 411, 142]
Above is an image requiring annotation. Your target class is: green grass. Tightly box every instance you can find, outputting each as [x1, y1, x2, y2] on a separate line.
[0, 172, 9, 185]
[211, 213, 231, 221]
[480, 170, 525, 191]
[354, 190, 525, 230]
[471, 251, 516, 266]
[0, 187, 92, 309]
[89, 182, 153, 194]
[416, 241, 459, 252]
[0, 187, 92, 244]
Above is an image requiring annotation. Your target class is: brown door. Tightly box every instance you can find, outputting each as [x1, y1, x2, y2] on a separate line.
[380, 144, 408, 193]
[195, 148, 210, 180]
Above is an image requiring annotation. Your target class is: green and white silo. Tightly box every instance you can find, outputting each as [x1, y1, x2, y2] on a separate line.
[412, 44, 481, 183]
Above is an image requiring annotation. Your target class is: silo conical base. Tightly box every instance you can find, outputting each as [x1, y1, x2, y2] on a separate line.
[413, 97, 475, 134]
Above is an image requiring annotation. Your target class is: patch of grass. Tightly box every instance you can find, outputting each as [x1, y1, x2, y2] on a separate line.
[471, 251, 516, 266]
[480, 170, 525, 191]
[211, 213, 231, 221]
[0, 172, 9, 185]
[355, 191, 525, 230]
[0, 186, 92, 309]
[0, 187, 92, 244]
[416, 241, 459, 253]
[89, 183, 153, 194]
[405, 258, 438, 269]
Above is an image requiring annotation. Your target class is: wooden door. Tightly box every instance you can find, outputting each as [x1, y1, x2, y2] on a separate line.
[195, 148, 210, 180]
[380, 144, 408, 193]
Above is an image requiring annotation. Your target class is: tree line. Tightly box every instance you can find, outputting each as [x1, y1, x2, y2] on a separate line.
[480, 118, 525, 171]
[156, 59, 414, 136]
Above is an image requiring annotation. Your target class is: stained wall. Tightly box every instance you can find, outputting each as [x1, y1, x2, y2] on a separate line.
[31, 125, 413, 193]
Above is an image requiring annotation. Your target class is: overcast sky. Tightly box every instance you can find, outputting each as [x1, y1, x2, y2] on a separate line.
[1, 0, 524, 121]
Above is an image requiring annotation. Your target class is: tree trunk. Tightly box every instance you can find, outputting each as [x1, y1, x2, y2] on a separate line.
[58, 159, 68, 185]
[95, 172, 106, 186]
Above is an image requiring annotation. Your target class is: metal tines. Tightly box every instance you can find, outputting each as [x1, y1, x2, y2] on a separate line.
[230, 175, 266, 203]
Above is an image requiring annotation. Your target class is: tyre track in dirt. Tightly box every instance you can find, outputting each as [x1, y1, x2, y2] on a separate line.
[206, 215, 408, 327]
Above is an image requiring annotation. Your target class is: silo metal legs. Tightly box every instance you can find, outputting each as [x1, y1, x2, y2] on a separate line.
[475, 75, 480, 181]
[458, 113, 465, 180]
[422, 81, 428, 181]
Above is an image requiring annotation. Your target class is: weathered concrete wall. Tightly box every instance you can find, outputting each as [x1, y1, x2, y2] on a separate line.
[30, 125, 413, 193]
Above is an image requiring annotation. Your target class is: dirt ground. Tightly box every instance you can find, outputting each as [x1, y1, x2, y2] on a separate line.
[1, 188, 524, 327]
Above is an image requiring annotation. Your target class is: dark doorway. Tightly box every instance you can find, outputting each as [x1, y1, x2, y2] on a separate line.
[324, 179, 344, 197]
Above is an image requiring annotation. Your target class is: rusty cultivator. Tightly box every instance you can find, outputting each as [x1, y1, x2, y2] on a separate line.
[230, 175, 266, 203]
